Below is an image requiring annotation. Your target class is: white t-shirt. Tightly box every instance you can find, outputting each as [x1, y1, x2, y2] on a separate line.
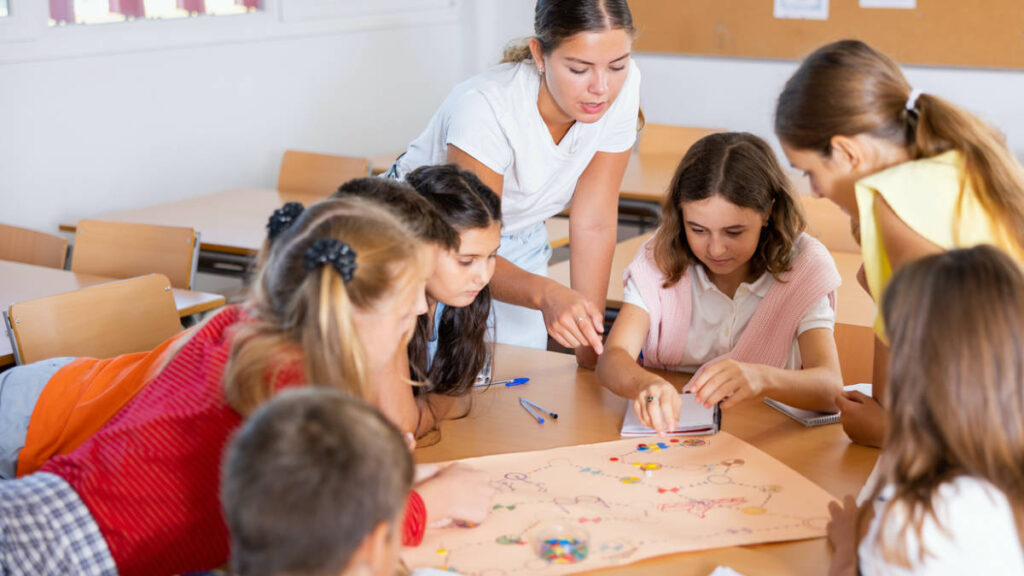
[622, 264, 834, 371]
[397, 59, 642, 234]
[859, 477, 1024, 575]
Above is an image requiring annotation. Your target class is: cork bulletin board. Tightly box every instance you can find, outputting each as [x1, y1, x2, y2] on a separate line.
[630, 0, 1024, 69]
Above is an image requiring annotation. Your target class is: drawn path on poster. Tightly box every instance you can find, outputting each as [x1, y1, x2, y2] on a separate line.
[402, 432, 837, 575]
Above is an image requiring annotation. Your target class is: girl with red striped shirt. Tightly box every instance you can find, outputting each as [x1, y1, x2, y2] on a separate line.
[0, 191, 491, 576]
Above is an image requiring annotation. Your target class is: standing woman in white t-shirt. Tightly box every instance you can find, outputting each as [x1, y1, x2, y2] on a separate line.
[393, 0, 642, 367]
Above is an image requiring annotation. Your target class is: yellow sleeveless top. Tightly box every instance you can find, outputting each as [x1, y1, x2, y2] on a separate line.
[855, 150, 1017, 338]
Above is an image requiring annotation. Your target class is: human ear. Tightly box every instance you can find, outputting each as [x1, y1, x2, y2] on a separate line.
[528, 38, 545, 73]
[367, 521, 398, 576]
[828, 135, 863, 173]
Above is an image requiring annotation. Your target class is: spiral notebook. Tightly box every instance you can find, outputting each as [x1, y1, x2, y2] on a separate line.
[763, 383, 873, 427]
[620, 392, 721, 437]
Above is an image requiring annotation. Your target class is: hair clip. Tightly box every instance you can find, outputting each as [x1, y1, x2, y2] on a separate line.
[304, 238, 357, 283]
[266, 202, 305, 241]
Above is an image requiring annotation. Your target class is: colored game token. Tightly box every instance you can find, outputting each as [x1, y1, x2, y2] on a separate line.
[537, 538, 589, 563]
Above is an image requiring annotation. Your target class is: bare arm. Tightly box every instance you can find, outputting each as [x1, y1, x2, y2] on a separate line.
[834, 193, 935, 446]
[568, 149, 631, 367]
[596, 303, 683, 437]
[690, 327, 843, 412]
[446, 144, 608, 357]
[596, 303, 665, 398]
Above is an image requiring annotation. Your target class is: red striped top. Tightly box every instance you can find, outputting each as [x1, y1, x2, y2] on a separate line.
[42, 306, 427, 575]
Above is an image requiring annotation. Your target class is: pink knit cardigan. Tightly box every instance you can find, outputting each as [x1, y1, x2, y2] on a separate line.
[622, 233, 840, 375]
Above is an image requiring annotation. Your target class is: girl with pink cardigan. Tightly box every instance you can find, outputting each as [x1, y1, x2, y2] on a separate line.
[596, 132, 844, 436]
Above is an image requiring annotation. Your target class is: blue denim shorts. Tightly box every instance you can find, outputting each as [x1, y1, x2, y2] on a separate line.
[0, 357, 75, 479]
[491, 220, 552, 350]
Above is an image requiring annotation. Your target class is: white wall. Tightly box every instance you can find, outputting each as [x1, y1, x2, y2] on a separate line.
[488, 0, 1024, 164]
[635, 53, 1024, 162]
[3, 1, 1022, 235]
[0, 6, 471, 232]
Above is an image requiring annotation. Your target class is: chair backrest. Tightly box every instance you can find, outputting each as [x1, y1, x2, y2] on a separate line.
[0, 222, 69, 269]
[637, 124, 726, 157]
[277, 150, 371, 196]
[4, 273, 182, 365]
[71, 220, 199, 289]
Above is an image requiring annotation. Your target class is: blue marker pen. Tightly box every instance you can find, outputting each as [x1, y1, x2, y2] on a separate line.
[491, 377, 530, 387]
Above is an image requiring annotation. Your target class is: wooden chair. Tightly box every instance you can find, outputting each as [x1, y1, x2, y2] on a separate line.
[637, 124, 726, 157]
[277, 150, 371, 196]
[3, 274, 182, 365]
[71, 220, 199, 289]
[0, 222, 69, 269]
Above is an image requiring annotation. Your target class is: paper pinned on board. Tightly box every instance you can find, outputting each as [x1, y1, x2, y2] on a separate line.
[859, 0, 916, 8]
[774, 0, 829, 20]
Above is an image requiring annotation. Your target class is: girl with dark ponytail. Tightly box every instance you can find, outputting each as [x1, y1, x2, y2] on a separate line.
[775, 39, 1024, 448]
[403, 164, 502, 438]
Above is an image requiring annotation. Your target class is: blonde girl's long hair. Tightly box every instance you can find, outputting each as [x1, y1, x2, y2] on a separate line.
[775, 40, 1024, 255]
[652, 132, 806, 287]
[224, 197, 423, 416]
[862, 245, 1024, 566]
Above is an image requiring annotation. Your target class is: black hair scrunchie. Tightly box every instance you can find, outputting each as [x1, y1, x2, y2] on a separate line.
[304, 238, 357, 283]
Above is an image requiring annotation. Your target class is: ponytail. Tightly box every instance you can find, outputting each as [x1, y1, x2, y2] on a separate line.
[911, 93, 1024, 253]
[776, 40, 1024, 255]
[224, 197, 422, 416]
[500, 39, 534, 64]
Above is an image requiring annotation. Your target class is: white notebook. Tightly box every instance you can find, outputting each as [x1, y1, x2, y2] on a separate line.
[620, 392, 720, 437]
[763, 383, 873, 427]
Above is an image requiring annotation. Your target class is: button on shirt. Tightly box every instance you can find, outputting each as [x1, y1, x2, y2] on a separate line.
[622, 265, 834, 372]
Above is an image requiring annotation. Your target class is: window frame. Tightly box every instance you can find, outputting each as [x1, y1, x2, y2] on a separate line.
[0, 0, 459, 64]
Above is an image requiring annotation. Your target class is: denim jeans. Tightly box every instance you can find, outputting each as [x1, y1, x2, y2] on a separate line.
[0, 357, 75, 479]
[491, 220, 552, 350]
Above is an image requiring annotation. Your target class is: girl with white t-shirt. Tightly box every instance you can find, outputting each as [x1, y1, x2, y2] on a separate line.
[393, 0, 641, 368]
[596, 133, 844, 435]
[826, 245, 1024, 576]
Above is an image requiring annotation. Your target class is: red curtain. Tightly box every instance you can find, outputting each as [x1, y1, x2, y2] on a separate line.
[49, 0, 75, 23]
[177, 0, 206, 13]
[235, 0, 260, 7]
[109, 0, 145, 18]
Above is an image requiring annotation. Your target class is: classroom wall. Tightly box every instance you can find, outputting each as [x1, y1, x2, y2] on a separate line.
[0, 8, 473, 233]
[4, 2, 1022, 236]
[489, 0, 1024, 163]
[635, 53, 1024, 163]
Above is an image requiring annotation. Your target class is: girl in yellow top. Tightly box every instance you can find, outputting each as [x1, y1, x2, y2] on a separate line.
[774, 39, 1024, 448]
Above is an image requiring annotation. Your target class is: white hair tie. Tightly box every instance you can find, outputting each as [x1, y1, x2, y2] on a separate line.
[906, 88, 923, 111]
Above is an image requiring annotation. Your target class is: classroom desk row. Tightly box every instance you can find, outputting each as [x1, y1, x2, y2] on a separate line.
[418, 344, 878, 574]
[0, 260, 225, 368]
[59, 189, 573, 260]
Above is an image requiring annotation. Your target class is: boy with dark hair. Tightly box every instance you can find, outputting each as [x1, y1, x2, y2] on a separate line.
[221, 388, 413, 576]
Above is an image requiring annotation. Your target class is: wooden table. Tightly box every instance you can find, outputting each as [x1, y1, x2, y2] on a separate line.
[61, 189, 574, 258]
[1, 260, 225, 367]
[370, 152, 402, 176]
[548, 232, 651, 309]
[546, 218, 570, 249]
[619, 153, 680, 204]
[417, 344, 878, 575]
[60, 189, 327, 257]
